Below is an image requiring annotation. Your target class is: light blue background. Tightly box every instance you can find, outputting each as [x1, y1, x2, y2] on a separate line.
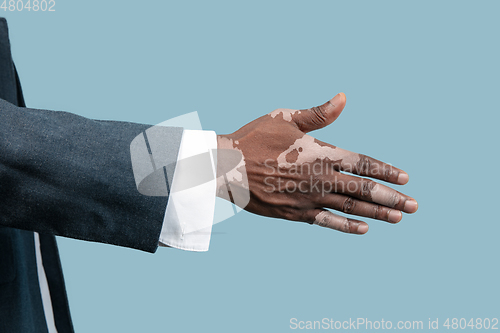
[4, 0, 499, 332]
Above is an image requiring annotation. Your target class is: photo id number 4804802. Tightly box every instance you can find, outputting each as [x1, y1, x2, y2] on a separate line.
[1, 0, 55, 11]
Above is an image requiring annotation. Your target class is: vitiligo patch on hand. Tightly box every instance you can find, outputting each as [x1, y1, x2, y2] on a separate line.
[276, 135, 368, 177]
[313, 211, 350, 232]
[268, 108, 301, 122]
[276, 135, 340, 167]
[216, 136, 249, 191]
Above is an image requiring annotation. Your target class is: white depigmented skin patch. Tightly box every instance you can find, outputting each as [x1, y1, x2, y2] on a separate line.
[217, 136, 248, 189]
[276, 135, 332, 167]
[269, 108, 302, 122]
[370, 183, 399, 207]
[276, 135, 362, 170]
[313, 211, 348, 232]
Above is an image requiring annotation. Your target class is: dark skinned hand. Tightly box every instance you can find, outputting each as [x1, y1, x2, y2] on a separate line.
[216, 93, 418, 234]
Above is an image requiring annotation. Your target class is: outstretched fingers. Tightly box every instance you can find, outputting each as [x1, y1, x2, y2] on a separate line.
[330, 173, 418, 214]
[315, 139, 409, 185]
[319, 193, 403, 223]
[343, 152, 409, 185]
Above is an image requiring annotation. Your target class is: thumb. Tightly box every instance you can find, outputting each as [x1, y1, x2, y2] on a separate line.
[293, 92, 346, 133]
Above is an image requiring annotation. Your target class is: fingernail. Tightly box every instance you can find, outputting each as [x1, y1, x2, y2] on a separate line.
[397, 172, 409, 184]
[357, 223, 369, 234]
[403, 199, 418, 213]
[388, 210, 402, 223]
[330, 92, 345, 108]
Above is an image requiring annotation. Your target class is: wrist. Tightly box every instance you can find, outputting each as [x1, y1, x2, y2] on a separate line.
[215, 135, 249, 207]
[215, 134, 232, 199]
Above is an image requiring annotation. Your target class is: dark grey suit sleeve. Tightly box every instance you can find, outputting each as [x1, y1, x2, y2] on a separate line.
[0, 98, 183, 253]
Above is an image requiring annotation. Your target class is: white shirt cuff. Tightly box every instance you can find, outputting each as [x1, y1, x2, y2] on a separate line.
[158, 130, 217, 252]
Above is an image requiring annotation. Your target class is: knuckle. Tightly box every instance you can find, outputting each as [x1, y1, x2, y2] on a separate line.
[342, 197, 356, 214]
[383, 165, 392, 181]
[301, 210, 315, 224]
[359, 179, 375, 199]
[372, 205, 382, 219]
[356, 154, 371, 175]
[342, 219, 353, 233]
[388, 192, 401, 208]
[314, 211, 330, 228]
[282, 208, 299, 221]
[309, 105, 328, 125]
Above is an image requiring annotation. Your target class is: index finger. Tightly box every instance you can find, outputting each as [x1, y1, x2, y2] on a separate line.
[315, 139, 409, 185]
